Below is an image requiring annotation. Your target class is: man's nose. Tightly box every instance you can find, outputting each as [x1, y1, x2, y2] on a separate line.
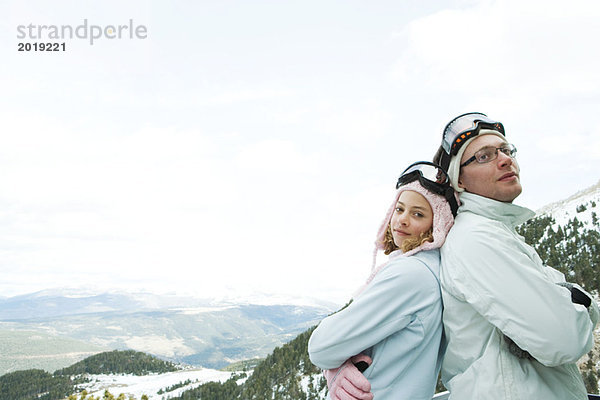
[497, 149, 513, 167]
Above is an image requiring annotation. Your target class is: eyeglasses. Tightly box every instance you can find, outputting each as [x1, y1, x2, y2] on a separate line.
[396, 161, 458, 216]
[460, 143, 517, 168]
[442, 112, 505, 156]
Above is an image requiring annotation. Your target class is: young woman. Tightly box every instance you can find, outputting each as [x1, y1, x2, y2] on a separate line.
[308, 161, 456, 400]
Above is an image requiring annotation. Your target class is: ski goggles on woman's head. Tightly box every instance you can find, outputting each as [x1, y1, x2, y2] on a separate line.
[396, 161, 450, 189]
[442, 112, 505, 156]
[396, 161, 459, 216]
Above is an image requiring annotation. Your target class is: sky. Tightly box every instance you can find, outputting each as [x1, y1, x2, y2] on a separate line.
[1, 0, 600, 304]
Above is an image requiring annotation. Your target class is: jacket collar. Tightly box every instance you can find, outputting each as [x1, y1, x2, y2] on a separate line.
[458, 192, 535, 228]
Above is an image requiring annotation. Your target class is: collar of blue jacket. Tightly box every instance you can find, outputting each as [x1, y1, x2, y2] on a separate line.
[458, 191, 535, 228]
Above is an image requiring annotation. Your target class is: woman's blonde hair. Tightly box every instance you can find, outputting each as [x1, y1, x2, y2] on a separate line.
[381, 225, 434, 255]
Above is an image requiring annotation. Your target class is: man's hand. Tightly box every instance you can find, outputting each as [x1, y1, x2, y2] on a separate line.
[323, 354, 374, 400]
[556, 282, 592, 308]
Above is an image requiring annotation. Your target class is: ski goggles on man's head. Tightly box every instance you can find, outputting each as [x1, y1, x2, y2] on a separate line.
[442, 112, 505, 156]
[396, 161, 459, 216]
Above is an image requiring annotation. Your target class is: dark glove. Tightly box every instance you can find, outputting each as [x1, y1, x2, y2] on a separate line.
[556, 282, 592, 308]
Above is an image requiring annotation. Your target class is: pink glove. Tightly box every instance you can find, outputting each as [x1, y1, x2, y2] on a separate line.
[323, 354, 373, 400]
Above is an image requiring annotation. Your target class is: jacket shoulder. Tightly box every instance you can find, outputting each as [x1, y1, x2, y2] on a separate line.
[445, 211, 509, 250]
[378, 250, 441, 288]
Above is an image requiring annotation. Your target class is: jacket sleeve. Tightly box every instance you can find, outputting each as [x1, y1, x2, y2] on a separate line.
[573, 283, 600, 328]
[442, 218, 596, 367]
[308, 257, 440, 370]
[544, 266, 600, 328]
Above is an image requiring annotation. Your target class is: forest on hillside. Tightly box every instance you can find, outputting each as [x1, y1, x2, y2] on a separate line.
[516, 205, 600, 293]
[0, 350, 178, 400]
[54, 350, 179, 376]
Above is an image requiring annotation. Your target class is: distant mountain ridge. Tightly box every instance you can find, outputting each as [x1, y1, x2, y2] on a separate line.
[0, 290, 220, 320]
[0, 291, 333, 373]
[0, 289, 337, 321]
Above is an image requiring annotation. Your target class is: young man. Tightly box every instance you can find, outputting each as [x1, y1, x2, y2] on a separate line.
[434, 112, 599, 399]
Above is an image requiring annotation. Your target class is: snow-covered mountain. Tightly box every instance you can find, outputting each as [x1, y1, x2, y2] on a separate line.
[0, 288, 337, 321]
[536, 179, 600, 229]
[516, 178, 599, 293]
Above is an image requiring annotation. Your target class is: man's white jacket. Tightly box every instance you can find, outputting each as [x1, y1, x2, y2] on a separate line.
[441, 192, 599, 400]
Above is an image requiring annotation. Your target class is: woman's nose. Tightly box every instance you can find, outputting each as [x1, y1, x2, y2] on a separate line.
[398, 212, 409, 225]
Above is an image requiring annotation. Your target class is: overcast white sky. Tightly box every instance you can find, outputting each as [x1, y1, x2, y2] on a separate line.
[1, 0, 599, 304]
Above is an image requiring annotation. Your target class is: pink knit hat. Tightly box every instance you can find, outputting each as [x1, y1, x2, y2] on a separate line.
[354, 180, 454, 297]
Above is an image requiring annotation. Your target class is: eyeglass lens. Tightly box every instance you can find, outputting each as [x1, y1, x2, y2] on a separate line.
[475, 145, 516, 163]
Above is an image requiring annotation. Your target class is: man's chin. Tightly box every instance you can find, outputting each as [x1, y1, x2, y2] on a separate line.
[503, 185, 523, 203]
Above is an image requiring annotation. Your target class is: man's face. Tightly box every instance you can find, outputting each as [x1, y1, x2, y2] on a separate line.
[458, 134, 522, 202]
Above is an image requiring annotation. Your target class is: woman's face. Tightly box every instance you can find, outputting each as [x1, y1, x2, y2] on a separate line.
[390, 190, 433, 248]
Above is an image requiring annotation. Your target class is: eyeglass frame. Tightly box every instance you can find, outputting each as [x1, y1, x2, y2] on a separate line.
[460, 143, 517, 168]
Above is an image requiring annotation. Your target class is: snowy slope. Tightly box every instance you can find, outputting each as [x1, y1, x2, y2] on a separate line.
[536, 179, 600, 228]
[80, 368, 232, 400]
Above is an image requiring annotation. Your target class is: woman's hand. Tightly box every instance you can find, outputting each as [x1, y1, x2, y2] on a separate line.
[323, 354, 374, 400]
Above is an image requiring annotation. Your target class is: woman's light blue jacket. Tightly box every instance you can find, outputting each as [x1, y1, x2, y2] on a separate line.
[308, 249, 444, 400]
